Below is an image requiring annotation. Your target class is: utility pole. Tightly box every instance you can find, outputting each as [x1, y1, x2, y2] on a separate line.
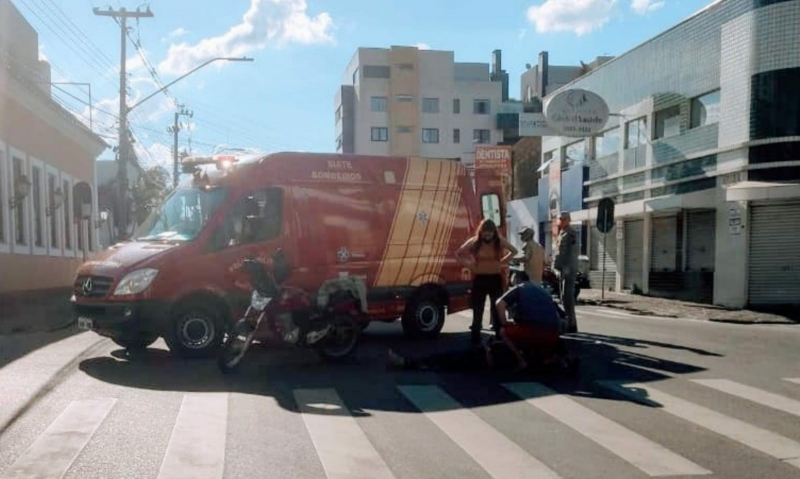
[168, 105, 193, 188]
[94, 6, 153, 240]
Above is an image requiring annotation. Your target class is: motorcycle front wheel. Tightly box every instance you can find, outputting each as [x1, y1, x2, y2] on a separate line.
[217, 319, 255, 374]
[316, 314, 361, 361]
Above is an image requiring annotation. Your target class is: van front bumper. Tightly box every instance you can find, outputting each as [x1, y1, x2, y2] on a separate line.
[71, 297, 169, 337]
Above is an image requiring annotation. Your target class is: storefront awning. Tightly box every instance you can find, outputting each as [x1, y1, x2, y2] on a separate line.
[726, 181, 800, 202]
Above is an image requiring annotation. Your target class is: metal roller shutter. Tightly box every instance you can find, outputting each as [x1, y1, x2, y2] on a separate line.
[591, 226, 617, 272]
[624, 219, 644, 290]
[748, 202, 800, 305]
[687, 211, 715, 272]
[650, 216, 677, 271]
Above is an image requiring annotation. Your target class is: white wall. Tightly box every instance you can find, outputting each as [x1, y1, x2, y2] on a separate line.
[419, 51, 456, 159]
[353, 49, 391, 156]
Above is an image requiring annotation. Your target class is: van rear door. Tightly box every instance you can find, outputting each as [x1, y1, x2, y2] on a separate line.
[473, 167, 509, 238]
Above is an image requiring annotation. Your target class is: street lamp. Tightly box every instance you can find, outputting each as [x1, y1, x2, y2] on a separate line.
[114, 56, 253, 241]
[127, 57, 254, 114]
[47, 187, 65, 216]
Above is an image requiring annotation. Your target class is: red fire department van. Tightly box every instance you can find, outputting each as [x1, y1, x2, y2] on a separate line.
[71, 152, 507, 358]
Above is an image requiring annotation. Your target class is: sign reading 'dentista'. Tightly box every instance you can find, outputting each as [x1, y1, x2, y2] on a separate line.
[544, 89, 609, 137]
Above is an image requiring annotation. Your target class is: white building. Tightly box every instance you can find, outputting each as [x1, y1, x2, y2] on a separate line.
[334, 46, 505, 168]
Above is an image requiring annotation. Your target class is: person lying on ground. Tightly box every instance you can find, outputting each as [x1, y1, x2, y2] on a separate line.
[386, 335, 527, 373]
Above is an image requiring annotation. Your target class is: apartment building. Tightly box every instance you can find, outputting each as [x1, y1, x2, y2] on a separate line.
[0, 0, 106, 298]
[537, 0, 800, 308]
[334, 46, 504, 168]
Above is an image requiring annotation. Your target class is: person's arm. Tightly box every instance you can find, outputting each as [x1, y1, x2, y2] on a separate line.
[495, 287, 519, 326]
[455, 238, 476, 269]
[499, 236, 518, 263]
[498, 326, 527, 371]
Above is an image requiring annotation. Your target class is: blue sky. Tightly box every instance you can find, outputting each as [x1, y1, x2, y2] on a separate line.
[16, 0, 711, 171]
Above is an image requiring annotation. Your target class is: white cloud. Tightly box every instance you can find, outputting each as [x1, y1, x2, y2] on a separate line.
[134, 141, 173, 171]
[169, 27, 189, 39]
[527, 0, 617, 36]
[518, 28, 527, 40]
[38, 44, 48, 62]
[414, 43, 431, 50]
[158, 0, 334, 76]
[631, 0, 664, 14]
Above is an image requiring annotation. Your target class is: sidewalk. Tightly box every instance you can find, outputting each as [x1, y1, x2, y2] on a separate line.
[0, 289, 75, 336]
[579, 289, 798, 324]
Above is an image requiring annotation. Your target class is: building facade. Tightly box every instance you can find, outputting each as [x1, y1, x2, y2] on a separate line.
[538, 0, 800, 308]
[0, 0, 106, 297]
[334, 46, 504, 168]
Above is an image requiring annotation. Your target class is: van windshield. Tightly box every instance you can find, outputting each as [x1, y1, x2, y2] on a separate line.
[134, 187, 228, 242]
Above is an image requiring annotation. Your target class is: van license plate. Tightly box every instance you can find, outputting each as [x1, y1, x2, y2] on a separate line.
[77, 317, 93, 330]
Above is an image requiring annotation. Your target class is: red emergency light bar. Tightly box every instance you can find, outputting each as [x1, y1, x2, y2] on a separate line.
[181, 154, 239, 174]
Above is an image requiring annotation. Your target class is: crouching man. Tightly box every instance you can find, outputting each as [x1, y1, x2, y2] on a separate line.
[387, 271, 575, 374]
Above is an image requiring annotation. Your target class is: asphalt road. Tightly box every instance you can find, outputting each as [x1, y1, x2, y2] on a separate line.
[1, 306, 800, 479]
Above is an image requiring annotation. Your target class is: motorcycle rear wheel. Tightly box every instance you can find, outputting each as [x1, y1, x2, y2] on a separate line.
[316, 314, 360, 361]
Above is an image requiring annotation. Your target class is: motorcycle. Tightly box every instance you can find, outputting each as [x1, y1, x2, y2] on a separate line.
[217, 249, 364, 374]
[508, 264, 586, 301]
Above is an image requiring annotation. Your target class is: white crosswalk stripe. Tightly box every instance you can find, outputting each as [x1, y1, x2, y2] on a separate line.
[157, 393, 228, 479]
[599, 381, 800, 471]
[503, 382, 711, 477]
[784, 378, 800, 385]
[1, 398, 116, 479]
[294, 388, 395, 479]
[398, 385, 561, 479]
[692, 379, 800, 418]
[10, 378, 800, 478]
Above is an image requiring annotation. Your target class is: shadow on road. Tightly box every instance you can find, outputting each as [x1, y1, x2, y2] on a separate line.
[0, 326, 81, 371]
[77, 323, 713, 415]
[570, 332, 724, 357]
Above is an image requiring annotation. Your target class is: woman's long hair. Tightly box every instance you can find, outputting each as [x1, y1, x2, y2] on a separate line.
[472, 219, 501, 257]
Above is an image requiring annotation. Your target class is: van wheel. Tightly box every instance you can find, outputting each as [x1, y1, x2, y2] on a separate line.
[402, 295, 445, 339]
[166, 303, 223, 359]
[112, 334, 158, 351]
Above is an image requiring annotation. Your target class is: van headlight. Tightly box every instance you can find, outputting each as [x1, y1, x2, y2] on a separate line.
[251, 291, 272, 311]
[113, 269, 159, 296]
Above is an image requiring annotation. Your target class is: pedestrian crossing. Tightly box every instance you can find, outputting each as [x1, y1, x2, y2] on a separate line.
[3, 378, 800, 479]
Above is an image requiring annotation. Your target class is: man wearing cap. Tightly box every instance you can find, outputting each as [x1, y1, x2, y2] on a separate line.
[554, 212, 579, 333]
[512, 227, 545, 285]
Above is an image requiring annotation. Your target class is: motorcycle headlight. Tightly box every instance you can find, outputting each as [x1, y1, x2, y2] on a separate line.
[251, 290, 272, 311]
[113, 269, 159, 296]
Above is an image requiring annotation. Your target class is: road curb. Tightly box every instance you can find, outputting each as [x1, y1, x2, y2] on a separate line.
[0, 336, 108, 436]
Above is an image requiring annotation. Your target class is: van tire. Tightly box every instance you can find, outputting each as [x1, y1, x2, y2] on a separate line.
[402, 294, 445, 339]
[112, 334, 158, 351]
[165, 301, 224, 359]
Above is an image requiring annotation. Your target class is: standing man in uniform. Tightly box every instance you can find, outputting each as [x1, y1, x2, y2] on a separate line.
[554, 212, 579, 333]
[512, 227, 545, 285]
